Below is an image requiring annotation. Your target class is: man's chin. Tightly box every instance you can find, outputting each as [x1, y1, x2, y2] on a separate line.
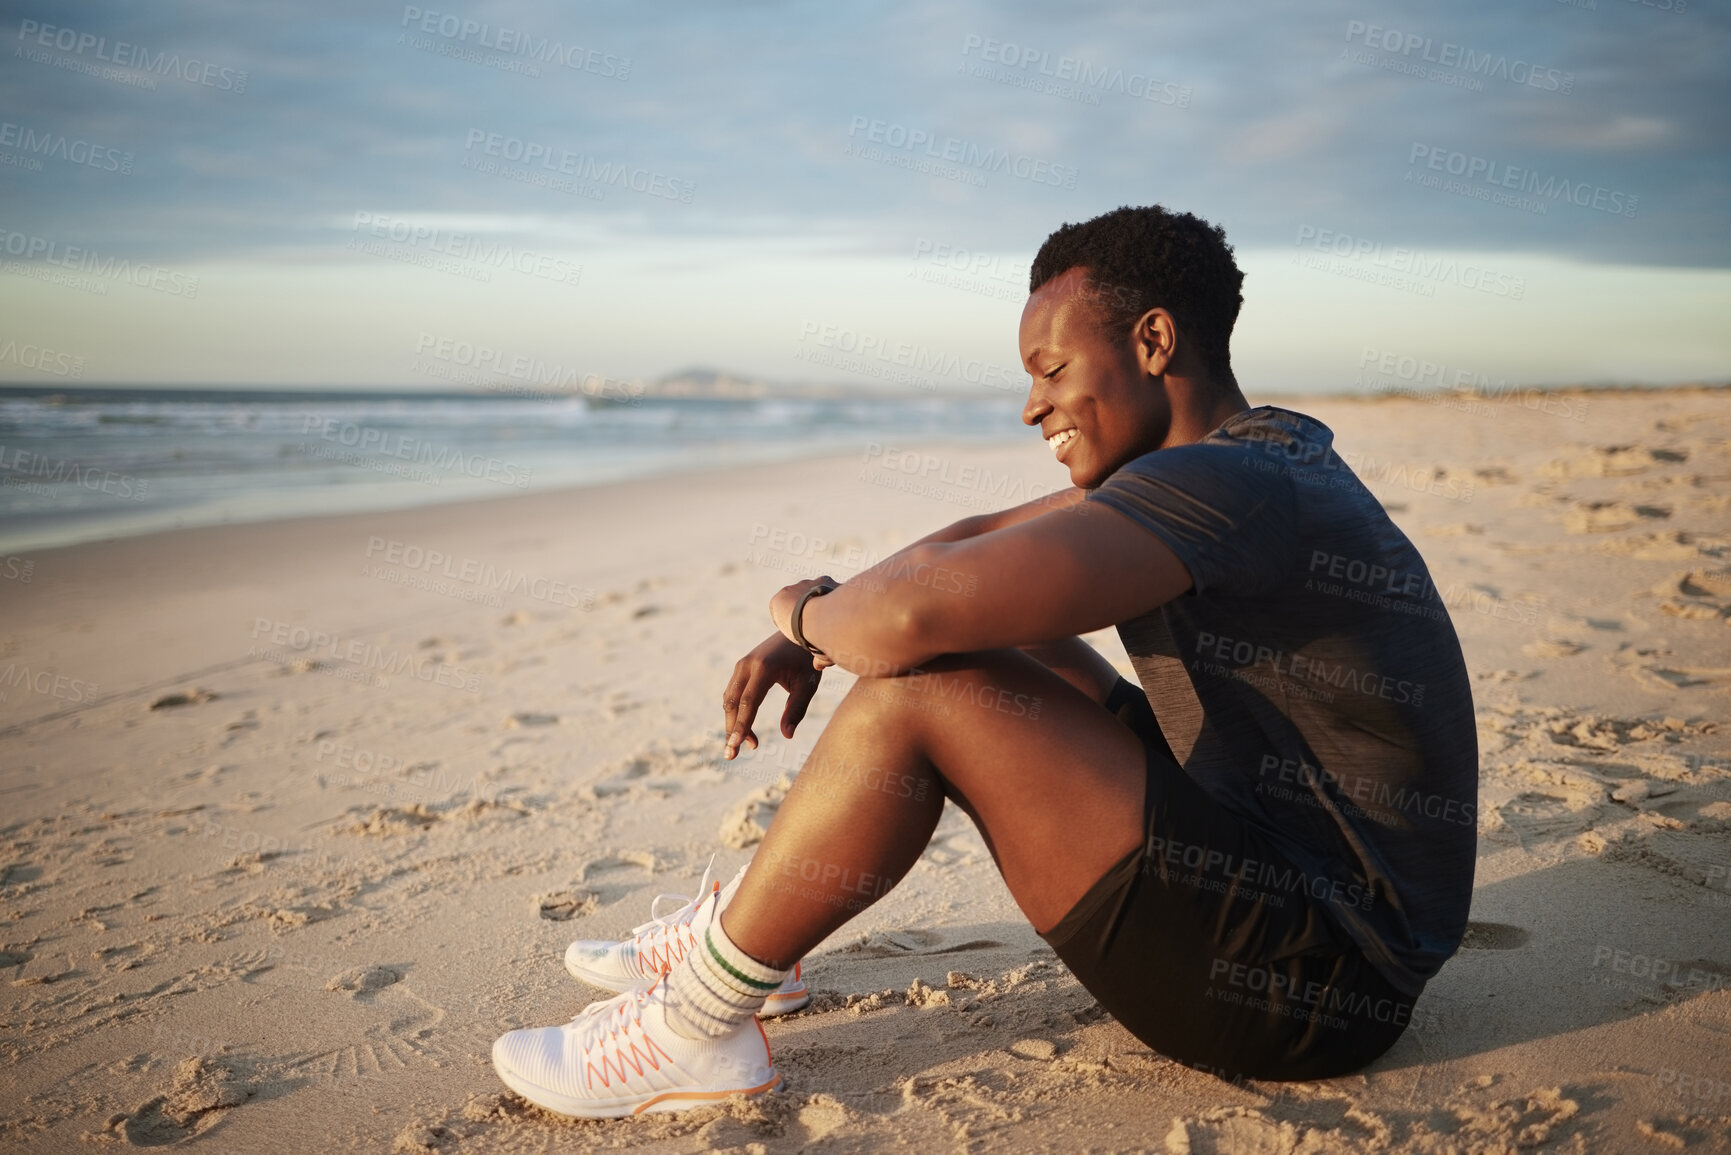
[1065, 454, 1112, 489]
[1069, 466, 1104, 491]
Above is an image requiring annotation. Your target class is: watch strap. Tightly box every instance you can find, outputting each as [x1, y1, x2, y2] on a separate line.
[791, 582, 837, 655]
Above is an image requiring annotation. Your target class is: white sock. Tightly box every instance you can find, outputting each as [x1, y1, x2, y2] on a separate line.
[664, 903, 787, 1040]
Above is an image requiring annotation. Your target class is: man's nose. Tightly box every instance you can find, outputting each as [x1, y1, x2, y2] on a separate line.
[1020, 379, 1046, 426]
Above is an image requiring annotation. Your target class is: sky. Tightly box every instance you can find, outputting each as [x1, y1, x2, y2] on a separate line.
[0, 0, 1726, 395]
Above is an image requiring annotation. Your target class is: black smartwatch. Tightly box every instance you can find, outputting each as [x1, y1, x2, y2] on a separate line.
[790, 581, 838, 656]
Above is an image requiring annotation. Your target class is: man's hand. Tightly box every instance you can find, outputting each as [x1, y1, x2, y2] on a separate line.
[722, 630, 826, 761]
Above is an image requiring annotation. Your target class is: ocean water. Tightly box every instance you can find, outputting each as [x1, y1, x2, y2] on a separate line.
[0, 387, 1032, 553]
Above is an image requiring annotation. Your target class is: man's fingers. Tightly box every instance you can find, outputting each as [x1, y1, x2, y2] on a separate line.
[780, 669, 821, 738]
[721, 664, 750, 748]
[724, 666, 772, 759]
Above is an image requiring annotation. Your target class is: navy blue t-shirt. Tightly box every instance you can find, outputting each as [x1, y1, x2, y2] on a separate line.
[1086, 405, 1477, 996]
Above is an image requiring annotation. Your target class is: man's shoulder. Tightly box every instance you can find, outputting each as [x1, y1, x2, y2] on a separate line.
[1217, 405, 1333, 448]
[1108, 410, 1322, 485]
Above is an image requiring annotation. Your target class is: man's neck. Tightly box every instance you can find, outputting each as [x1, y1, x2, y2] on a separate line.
[1161, 374, 1251, 449]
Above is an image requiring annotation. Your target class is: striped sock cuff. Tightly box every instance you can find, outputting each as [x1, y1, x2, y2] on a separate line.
[664, 905, 788, 1039]
[703, 924, 785, 994]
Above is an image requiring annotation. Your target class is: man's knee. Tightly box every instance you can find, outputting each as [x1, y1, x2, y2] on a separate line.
[898, 664, 1050, 723]
[845, 670, 951, 722]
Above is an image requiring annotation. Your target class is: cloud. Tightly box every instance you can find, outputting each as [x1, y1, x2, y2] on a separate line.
[1, 0, 1725, 386]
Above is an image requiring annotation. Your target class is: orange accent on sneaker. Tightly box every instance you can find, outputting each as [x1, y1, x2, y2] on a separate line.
[631, 1072, 781, 1114]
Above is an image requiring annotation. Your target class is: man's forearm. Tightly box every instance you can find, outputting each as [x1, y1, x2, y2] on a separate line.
[895, 487, 1086, 550]
[788, 488, 1089, 676]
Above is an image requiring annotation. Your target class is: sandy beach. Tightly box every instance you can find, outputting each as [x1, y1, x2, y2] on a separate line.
[3, 385, 1730, 1153]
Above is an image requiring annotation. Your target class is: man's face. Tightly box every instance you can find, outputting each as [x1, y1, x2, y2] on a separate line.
[1019, 267, 1172, 489]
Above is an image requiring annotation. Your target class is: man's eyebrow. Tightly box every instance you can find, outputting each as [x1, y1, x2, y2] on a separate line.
[1024, 344, 1047, 368]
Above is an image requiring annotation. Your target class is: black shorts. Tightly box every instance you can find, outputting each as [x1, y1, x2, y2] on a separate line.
[1039, 677, 1416, 1082]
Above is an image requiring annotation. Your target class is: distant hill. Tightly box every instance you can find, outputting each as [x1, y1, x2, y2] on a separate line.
[647, 368, 778, 398]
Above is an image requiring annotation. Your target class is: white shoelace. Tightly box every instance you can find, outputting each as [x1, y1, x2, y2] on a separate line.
[567, 983, 650, 1046]
[630, 855, 718, 940]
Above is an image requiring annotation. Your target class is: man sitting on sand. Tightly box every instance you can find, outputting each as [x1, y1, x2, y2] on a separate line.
[491, 204, 1479, 1117]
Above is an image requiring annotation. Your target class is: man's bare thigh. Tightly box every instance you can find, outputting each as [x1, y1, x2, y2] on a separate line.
[850, 648, 1148, 933]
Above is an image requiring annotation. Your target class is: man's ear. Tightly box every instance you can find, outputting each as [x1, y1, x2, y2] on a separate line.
[1134, 308, 1177, 379]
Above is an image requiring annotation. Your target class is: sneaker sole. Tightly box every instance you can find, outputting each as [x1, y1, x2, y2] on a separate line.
[492, 1042, 781, 1118]
[761, 983, 810, 1017]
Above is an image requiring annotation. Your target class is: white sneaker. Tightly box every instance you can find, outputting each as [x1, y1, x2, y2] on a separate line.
[564, 860, 811, 1016]
[491, 974, 780, 1118]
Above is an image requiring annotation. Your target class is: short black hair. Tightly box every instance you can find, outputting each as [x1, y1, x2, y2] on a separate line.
[1029, 205, 1244, 382]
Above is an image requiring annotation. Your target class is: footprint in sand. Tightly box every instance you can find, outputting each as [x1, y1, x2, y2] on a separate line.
[326, 964, 403, 997]
[346, 805, 441, 835]
[1658, 601, 1729, 622]
[1543, 712, 1708, 749]
[1612, 649, 1731, 693]
[1560, 501, 1671, 534]
[270, 657, 321, 676]
[555, 851, 659, 905]
[1541, 445, 1684, 479]
[1601, 824, 1731, 890]
[1498, 786, 1604, 842]
[1164, 1082, 1581, 1154]
[282, 984, 481, 1088]
[589, 741, 723, 797]
[1651, 567, 1731, 623]
[1478, 707, 1726, 852]
[588, 759, 650, 798]
[580, 850, 657, 880]
[720, 776, 792, 849]
[1595, 530, 1728, 561]
[149, 688, 219, 710]
[1474, 669, 1538, 685]
[1459, 921, 1530, 950]
[112, 1055, 253, 1147]
[1521, 639, 1586, 659]
[535, 890, 599, 921]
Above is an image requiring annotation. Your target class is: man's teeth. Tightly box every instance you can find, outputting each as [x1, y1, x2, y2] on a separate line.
[1047, 429, 1077, 452]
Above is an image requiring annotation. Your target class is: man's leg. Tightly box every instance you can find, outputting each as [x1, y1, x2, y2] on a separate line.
[490, 651, 1159, 1118]
[1017, 636, 1123, 705]
[720, 647, 1148, 968]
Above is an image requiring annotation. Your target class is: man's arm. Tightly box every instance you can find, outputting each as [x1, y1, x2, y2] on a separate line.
[721, 486, 1092, 758]
[902, 486, 1087, 547]
[780, 500, 1193, 677]
[906, 488, 1117, 700]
